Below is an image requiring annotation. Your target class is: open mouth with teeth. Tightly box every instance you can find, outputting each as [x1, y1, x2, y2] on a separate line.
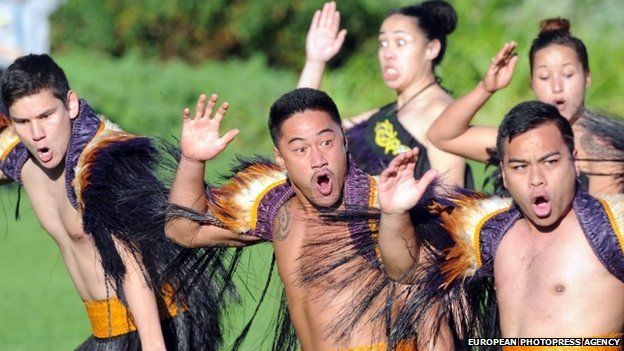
[314, 172, 333, 196]
[383, 67, 399, 81]
[37, 147, 53, 163]
[532, 195, 551, 217]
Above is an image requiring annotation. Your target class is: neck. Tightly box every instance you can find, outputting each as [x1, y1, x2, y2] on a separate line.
[396, 75, 438, 108]
[292, 189, 344, 216]
[35, 157, 66, 181]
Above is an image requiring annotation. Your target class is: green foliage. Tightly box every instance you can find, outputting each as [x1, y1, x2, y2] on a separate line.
[52, 0, 399, 66]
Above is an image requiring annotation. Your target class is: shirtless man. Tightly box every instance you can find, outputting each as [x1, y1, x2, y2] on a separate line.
[166, 88, 450, 350]
[378, 100, 624, 341]
[0, 54, 214, 350]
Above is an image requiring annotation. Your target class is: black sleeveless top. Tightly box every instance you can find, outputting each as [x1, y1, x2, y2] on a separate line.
[345, 103, 474, 188]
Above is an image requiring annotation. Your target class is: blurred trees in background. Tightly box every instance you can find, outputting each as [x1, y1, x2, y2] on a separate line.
[51, 0, 398, 67]
[50, 0, 624, 120]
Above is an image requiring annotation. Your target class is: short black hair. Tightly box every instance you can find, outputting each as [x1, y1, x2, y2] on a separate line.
[496, 101, 574, 161]
[268, 88, 341, 145]
[1, 54, 70, 110]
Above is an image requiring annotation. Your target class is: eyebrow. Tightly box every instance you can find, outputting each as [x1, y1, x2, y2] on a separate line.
[287, 128, 335, 145]
[10, 107, 56, 122]
[317, 128, 335, 136]
[287, 137, 305, 145]
[538, 151, 561, 161]
[379, 31, 412, 36]
[536, 62, 576, 69]
[507, 151, 561, 163]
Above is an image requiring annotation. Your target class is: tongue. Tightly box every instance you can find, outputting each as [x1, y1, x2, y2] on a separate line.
[38, 149, 53, 163]
[317, 178, 332, 196]
[532, 200, 551, 217]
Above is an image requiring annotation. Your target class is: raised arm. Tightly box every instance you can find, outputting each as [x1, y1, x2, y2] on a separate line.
[377, 148, 437, 281]
[427, 41, 519, 162]
[297, 1, 347, 89]
[165, 94, 260, 247]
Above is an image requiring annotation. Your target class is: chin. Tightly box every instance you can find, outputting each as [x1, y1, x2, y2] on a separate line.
[312, 195, 340, 209]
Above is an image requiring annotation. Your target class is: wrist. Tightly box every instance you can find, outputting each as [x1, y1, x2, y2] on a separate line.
[180, 154, 207, 168]
[380, 209, 409, 217]
[304, 58, 327, 67]
[478, 80, 496, 95]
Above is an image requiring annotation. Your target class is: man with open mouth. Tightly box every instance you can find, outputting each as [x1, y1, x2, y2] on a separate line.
[0, 54, 227, 350]
[374, 100, 624, 349]
[166, 87, 451, 350]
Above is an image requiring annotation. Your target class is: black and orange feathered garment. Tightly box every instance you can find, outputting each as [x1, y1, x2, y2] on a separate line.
[0, 100, 233, 351]
[309, 184, 624, 351]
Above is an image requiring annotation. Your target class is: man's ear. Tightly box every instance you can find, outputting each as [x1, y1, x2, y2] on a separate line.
[425, 39, 441, 62]
[274, 146, 285, 170]
[67, 90, 79, 119]
[500, 162, 508, 190]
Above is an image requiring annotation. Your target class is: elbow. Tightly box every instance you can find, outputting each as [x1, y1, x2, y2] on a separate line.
[164, 220, 199, 248]
[426, 128, 444, 150]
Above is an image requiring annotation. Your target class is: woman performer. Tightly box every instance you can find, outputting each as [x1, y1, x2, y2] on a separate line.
[298, 1, 473, 187]
[427, 18, 624, 194]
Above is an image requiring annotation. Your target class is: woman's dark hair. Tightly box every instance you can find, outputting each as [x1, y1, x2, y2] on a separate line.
[529, 18, 589, 73]
[389, 0, 457, 67]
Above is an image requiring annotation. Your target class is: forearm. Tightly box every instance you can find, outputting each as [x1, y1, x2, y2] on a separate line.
[427, 82, 494, 158]
[378, 212, 420, 282]
[167, 156, 209, 240]
[297, 59, 326, 89]
[119, 247, 166, 350]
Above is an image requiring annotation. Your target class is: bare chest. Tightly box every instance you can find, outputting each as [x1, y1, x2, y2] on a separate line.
[22, 165, 86, 242]
[494, 219, 614, 299]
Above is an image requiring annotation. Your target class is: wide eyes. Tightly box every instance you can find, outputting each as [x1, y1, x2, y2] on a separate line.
[378, 38, 409, 48]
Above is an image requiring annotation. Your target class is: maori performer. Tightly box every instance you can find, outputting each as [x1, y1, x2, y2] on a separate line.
[0, 54, 230, 350]
[165, 88, 451, 350]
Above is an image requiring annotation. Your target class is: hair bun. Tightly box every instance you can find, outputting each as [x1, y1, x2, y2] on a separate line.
[422, 0, 457, 35]
[539, 18, 571, 35]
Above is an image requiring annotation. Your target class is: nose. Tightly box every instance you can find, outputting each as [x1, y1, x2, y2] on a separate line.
[310, 146, 328, 169]
[381, 46, 395, 61]
[31, 120, 45, 141]
[529, 166, 546, 187]
[551, 75, 563, 93]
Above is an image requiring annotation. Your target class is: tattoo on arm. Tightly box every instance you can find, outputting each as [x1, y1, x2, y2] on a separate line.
[275, 204, 290, 241]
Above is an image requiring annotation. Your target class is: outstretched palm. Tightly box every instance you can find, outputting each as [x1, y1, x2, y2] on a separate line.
[306, 1, 347, 63]
[483, 41, 519, 93]
[378, 149, 438, 215]
[180, 94, 239, 162]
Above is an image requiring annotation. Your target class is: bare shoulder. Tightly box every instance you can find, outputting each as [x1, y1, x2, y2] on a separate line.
[421, 93, 454, 124]
[274, 199, 293, 242]
[343, 108, 380, 129]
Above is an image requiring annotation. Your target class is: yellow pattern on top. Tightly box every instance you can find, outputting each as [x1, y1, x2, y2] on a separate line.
[374, 119, 410, 156]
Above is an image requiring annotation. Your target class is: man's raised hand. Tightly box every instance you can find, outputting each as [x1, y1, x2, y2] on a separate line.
[378, 148, 438, 215]
[180, 94, 239, 163]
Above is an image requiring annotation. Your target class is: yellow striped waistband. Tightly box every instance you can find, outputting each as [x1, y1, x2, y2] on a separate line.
[84, 285, 182, 338]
